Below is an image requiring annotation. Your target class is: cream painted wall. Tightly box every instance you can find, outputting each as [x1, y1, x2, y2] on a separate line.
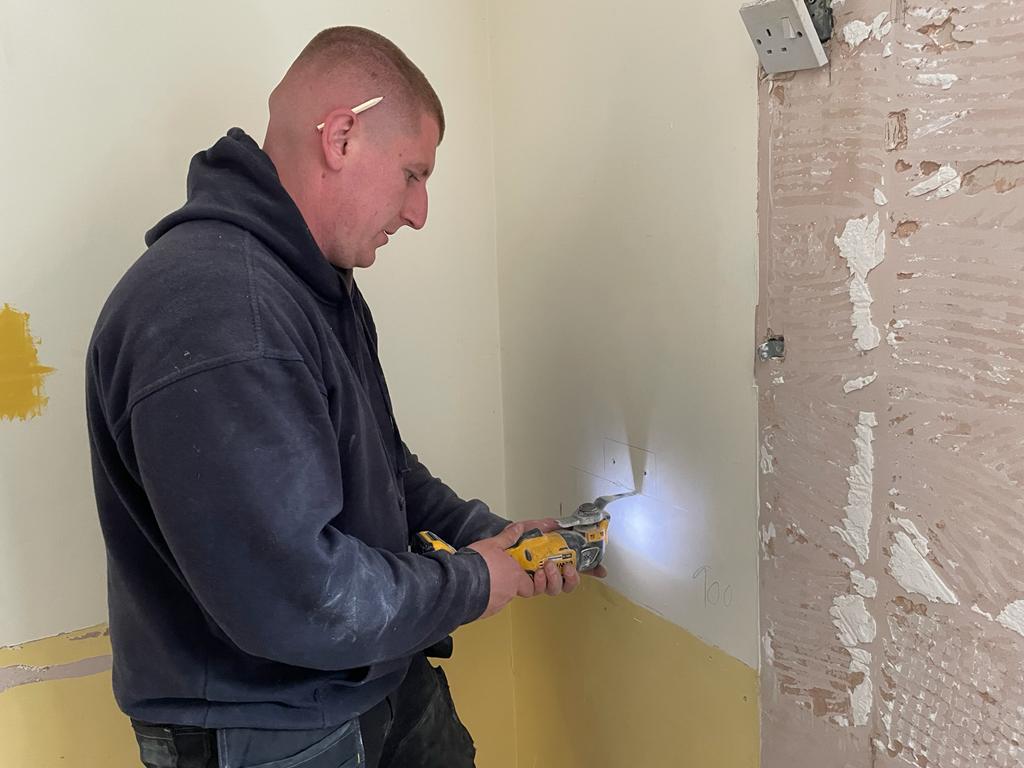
[489, 0, 761, 666]
[0, 1, 505, 646]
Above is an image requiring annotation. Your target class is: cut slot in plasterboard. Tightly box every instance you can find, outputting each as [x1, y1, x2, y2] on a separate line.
[602, 439, 657, 495]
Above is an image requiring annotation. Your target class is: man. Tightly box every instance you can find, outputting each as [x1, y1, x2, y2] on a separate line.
[86, 27, 594, 768]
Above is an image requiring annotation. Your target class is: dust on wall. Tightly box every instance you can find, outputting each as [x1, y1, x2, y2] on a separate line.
[757, 1, 1024, 766]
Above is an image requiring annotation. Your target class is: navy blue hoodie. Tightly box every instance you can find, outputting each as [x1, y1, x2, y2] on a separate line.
[86, 128, 508, 729]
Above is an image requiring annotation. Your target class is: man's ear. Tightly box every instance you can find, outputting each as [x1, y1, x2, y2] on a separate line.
[319, 109, 357, 171]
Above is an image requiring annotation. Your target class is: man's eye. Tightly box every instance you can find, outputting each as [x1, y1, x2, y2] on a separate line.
[405, 171, 418, 183]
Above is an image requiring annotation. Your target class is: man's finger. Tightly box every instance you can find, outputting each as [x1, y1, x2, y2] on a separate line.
[562, 565, 580, 593]
[517, 572, 534, 597]
[544, 561, 563, 596]
[589, 564, 608, 579]
[493, 522, 525, 549]
[531, 567, 547, 596]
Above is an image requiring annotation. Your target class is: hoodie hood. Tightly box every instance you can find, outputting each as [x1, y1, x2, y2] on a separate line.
[146, 128, 346, 304]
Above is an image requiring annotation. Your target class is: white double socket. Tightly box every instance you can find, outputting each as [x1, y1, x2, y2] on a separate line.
[739, 0, 828, 75]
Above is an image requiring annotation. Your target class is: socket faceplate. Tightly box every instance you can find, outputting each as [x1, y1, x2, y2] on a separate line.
[740, 0, 828, 75]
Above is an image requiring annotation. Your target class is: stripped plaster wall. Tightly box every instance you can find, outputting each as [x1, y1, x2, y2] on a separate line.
[757, 1, 1024, 766]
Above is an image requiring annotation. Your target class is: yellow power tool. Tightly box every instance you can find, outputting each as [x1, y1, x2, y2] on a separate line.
[414, 490, 636, 575]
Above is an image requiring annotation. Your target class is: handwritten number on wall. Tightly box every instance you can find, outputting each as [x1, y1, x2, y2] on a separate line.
[693, 566, 734, 608]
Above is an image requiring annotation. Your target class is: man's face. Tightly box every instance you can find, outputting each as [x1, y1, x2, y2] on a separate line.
[321, 111, 439, 270]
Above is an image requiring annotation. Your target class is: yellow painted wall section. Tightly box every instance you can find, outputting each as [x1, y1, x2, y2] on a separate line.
[0, 621, 515, 768]
[446, 612, 518, 768]
[510, 579, 759, 768]
[0, 596, 754, 768]
[0, 625, 136, 768]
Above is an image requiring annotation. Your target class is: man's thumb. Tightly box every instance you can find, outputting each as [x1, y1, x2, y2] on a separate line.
[494, 522, 526, 549]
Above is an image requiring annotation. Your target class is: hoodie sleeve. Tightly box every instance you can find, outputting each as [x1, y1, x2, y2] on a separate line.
[126, 356, 491, 672]
[401, 446, 512, 549]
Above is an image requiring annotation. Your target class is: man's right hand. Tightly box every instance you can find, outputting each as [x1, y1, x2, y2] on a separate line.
[468, 523, 534, 619]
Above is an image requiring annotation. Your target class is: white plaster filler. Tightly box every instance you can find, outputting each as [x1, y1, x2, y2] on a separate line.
[836, 215, 885, 351]
[915, 73, 959, 90]
[844, 372, 878, 394]
[831, 594, 876, 728]
[831, 594, 877, 647]
[831, 412, 877, 564]
[908, 164, 962, 199]
[761, 522, 777, 559]
[996, 600, 1024, 638]
[843, 13, 892, 48]
[912, 110, 971, 140]
[848, 646, 873, 727]
[873, 188, 888, 206]
[972, 604, 995, 621]
[762, 631, 776, 666]
[887, 319, 907, 350]
[851, 570, 878, 598]
[888, 518, 959, 604]
[908, 7, 951, 22]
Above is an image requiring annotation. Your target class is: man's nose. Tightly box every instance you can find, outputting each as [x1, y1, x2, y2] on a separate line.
[401, 185, 428, 231]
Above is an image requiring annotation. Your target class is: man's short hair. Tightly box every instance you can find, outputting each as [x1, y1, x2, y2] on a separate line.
[296, 26, 445, 142]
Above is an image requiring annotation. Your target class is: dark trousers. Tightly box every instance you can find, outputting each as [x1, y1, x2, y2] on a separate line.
[131, 655, 476, 768]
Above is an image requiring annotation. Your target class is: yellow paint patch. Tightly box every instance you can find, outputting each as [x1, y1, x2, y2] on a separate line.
[0, 303, 55, 421]
[510, 579, 759, 768]
[0, 625, 136, 768]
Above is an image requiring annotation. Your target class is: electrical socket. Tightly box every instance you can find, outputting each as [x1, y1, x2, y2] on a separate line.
[603, 439, 657, 495]
[739, 0, 829, 75]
